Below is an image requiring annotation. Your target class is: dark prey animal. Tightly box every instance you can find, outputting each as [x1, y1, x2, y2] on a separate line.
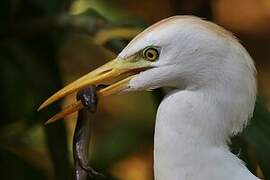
[73, 86, 105, 180]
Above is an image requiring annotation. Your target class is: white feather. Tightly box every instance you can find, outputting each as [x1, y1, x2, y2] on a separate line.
[120, 16, 259, 180]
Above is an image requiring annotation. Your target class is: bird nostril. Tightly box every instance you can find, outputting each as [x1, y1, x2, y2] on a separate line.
[98, 69, 112, 75]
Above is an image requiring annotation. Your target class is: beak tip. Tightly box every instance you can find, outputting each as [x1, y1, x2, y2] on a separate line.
[44, 117, 56, 125]
[37, 103, 46, 111]
[37, 106, 43, 111]
[44, 120, 51, 125]
[38, 99, 51, 111]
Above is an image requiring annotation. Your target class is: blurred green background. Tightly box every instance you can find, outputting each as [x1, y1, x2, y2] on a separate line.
[0, 0, 270, 179]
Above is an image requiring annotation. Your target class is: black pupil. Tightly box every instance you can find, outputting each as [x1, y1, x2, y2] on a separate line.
[147, 51, 154, 58]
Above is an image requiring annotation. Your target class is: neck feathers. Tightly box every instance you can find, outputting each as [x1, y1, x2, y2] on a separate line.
[154, 89, 259, 180]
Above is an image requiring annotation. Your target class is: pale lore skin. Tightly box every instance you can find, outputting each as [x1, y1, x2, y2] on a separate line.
[40, 16, 260, 180]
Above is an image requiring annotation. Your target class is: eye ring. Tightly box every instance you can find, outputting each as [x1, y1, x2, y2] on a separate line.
[143, 47, 159, 61]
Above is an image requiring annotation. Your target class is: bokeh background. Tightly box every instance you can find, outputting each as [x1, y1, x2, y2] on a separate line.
[0, 0, 270, 179]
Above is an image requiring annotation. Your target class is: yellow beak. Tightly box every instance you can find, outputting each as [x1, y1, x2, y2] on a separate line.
[38, 56, 151, 124]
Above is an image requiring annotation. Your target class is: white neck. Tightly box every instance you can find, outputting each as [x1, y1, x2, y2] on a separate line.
[153, 89, 259, 180]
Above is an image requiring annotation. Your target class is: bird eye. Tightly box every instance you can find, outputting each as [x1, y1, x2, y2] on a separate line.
[143, 47, 159, 61]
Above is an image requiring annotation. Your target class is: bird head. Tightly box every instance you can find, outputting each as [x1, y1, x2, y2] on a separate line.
[39, 16, 256, 132]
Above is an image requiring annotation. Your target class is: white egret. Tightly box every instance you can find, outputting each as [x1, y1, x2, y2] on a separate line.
[39, 16, 259, 180]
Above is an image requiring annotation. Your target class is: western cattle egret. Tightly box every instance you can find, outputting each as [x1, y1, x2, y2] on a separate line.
[39, 16, 260, 180]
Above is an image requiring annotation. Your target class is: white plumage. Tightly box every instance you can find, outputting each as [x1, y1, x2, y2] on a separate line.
[119, 16, 259, 180]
